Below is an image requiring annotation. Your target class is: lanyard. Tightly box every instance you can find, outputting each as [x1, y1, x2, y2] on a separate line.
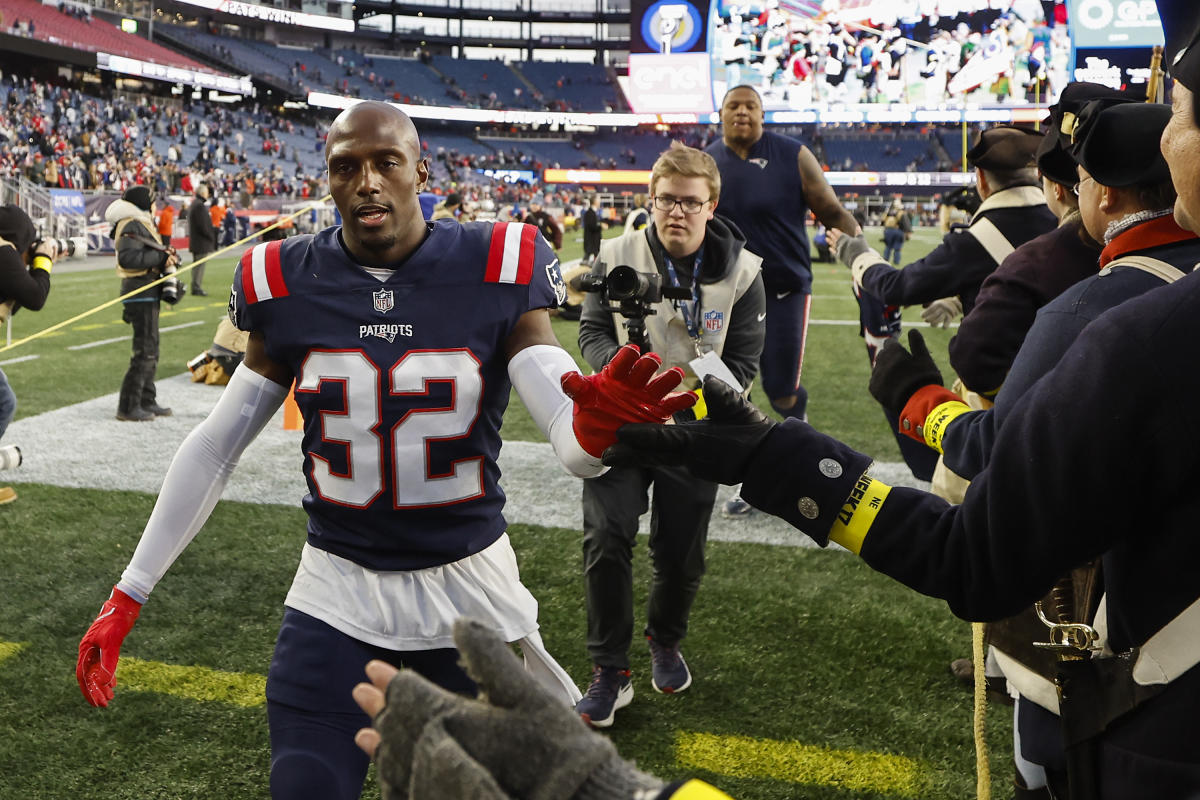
[664, 251, 703, 341]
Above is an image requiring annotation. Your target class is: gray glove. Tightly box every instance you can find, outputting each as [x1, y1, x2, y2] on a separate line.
[834, 231, 873, 268]
[373, 618, 665, 800]
[920, 296, 962, 328]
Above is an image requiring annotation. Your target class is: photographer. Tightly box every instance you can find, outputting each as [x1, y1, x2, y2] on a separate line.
[0, 204, 55, 505]
[573, 142, 765, 728]
[106, 185, 180, 422]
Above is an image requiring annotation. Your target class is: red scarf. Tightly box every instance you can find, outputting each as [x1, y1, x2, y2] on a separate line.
[1099, 215, 1197, 267]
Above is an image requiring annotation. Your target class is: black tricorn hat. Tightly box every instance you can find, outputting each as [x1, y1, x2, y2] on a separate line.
[1169, 17, 1200, 121]
[966, 125, 1043, 171]
[1036, 82, 1141, 187]
[1068, 101, 1172, 188]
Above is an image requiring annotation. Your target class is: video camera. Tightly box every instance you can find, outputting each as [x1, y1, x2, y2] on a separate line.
[577, 261, 692, 350]
[33, 235, 88, 260]
[943, 186, 982, 215]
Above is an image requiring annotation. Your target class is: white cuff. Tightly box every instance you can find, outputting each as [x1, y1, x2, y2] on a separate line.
[850, 250, 885, 293]
[507, 344, 607, 479]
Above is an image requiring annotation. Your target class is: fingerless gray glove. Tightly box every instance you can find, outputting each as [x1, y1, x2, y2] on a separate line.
[373, 618, 666, 800]
[834, 231, 873, 268]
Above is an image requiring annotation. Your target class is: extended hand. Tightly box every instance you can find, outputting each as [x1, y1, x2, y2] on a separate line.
[603, 375, 776, 485]
[76, 586, 142, 708]
[868, 329, 944, 417]
[561, 343, 696, 458]
[920, 297, 962, 328]
[356, 618, 664, 800]
[832, 229, 873, 268]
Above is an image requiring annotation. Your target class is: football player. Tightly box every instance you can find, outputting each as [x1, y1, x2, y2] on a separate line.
[75, 100, 694, 800]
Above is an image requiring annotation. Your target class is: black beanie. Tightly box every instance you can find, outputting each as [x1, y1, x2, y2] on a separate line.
[123, 185, 154, 212]
[0, 204, 37, 256]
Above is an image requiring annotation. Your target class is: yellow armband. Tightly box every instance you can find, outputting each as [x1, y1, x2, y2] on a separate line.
[663, 779, 735, 800]
[32, 255, 53, 274]
[922, 400, 972, 452]
[828, 473, 893, 555]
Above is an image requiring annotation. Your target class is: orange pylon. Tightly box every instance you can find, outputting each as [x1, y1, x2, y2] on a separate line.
[283, 383, 302, 431]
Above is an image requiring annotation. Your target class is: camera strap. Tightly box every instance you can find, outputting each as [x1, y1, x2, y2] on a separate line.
[664, 252, 703, 343]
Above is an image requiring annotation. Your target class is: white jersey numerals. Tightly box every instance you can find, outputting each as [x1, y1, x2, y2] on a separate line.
[298, 349, 484, 508]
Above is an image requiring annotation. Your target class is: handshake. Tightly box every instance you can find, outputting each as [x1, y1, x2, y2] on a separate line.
[558, 343, 780, 486]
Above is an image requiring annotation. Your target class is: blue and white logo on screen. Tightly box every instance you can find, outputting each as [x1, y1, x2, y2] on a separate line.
[642, 1, 702, 54]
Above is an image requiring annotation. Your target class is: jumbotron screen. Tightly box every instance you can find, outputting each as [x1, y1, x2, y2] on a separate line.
[625, 0, 1165, 122]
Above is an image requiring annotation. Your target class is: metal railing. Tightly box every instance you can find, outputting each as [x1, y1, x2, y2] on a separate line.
[0, 178, 87, 240]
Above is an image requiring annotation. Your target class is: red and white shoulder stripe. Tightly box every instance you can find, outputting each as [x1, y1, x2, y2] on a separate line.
[484, 222, 537, 286]
[238, 240, 289, 304]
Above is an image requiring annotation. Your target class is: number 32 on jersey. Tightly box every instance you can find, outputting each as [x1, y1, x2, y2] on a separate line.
[297, 348, 483, 509]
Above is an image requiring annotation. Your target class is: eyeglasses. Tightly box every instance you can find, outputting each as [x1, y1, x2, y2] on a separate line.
[1073, 175, 1095, 196]
[652, 195, 710, 214]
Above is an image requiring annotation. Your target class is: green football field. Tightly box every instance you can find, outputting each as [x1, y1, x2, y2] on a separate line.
[0, 225, 1016, 799]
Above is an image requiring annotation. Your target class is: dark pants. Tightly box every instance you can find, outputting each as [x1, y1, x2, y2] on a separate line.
[883, 227, 905, 265]
[119, 300, 160, 414]
[266, 607, 475, 800]
[191, 249, 211, 293]
[582, 464, 717, 669]
[760, 289, 811, 421]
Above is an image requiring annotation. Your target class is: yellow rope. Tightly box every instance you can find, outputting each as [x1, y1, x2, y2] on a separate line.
[0, 196, 331, 355]
[972, 621, 991, 799]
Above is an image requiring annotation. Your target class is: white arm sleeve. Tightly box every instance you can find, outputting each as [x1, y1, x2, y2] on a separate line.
[507, 344, 607, 479]
[117, 366, 289, 602]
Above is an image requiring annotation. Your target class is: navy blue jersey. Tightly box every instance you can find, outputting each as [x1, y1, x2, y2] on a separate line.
[230, 220, 565, 570]
[707, 131, 813, 294]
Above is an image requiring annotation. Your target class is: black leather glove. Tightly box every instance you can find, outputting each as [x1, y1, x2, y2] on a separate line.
[373, 619, 664, 800]
[602, 376, 776, 485]
[868, 329, 943, 417]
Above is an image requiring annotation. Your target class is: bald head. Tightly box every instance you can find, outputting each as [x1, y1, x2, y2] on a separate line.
[325, 101, 421, 165]
[324, 100, 430, 265]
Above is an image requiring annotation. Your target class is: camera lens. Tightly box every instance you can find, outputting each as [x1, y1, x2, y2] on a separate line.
[606, 265, 648, 301]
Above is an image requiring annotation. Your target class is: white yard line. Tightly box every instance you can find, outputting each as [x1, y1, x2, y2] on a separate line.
[0, 354, 40, 366]
[68, 320, 207, 350]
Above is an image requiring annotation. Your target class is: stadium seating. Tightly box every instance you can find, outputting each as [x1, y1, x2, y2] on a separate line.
[332, 52, 450, 106]
[429, 55, 541, 110]
[819, 130, 940, 172]
[514, 60, 619, 111]
[156, 25, 304, 91]
[3, 0, 213, 71]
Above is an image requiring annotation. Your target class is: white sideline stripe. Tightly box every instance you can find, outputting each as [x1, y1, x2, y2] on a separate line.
[809, 319, 959, 328]
[4, 374, 931, 551]
[68, 321, 207, 350]
[0, 354, 39, 366]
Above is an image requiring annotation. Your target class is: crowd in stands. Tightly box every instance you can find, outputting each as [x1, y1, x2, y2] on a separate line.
[716, 2, 1068, 110]
[0, 68, 969, 233]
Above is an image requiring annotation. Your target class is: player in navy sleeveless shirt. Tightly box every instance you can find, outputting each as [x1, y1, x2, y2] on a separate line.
[707, 86, 859, 424]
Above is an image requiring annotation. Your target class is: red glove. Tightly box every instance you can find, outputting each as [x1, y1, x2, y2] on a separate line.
[77, 586, 142, 708]
[561, 344, 697, 458]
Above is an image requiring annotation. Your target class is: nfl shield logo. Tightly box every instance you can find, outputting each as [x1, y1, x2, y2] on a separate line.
[373, 288, 394, 314]
[703, 310, 724, 332]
